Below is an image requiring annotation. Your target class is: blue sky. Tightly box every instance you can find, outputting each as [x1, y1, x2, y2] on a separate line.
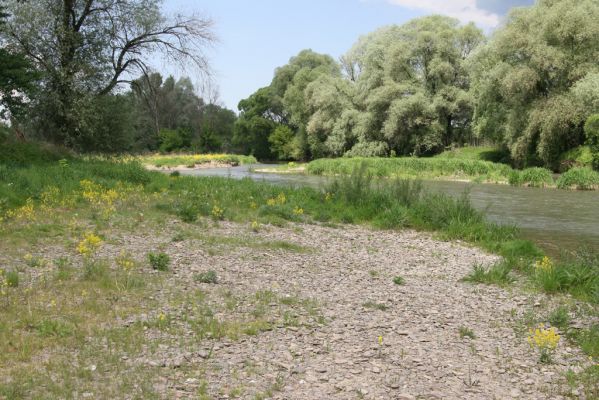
[160, 0, 533, 110]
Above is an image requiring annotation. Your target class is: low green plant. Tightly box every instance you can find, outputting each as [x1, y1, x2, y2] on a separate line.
[509, 167, 554, 188]
[194, 270, 218, 284]
[393, 276, 405, 285]
[556, 167, 599, 190]
[4, 270, 18, 287]
[584, 114, 599, 170]
[362, 301, 388, 311]
[462, 263, 514, 286]
[148, 252, 170, 271]
[459, 326, 476, 339]
[548, 306, 570, 329]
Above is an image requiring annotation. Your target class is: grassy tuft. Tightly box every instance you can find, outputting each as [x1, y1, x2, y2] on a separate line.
[462, 262, 515, 286]
[556, 167, 599, 190]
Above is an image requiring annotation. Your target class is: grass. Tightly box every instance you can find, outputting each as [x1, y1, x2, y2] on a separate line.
[194, 270, 218, 284]
[140, 153, 257, 168]
[462, 262, 515, 286]
[0, 139, 598, 396]
[556, 167, 599, 190]
[508, 167, 554, 188]
[307, 156, 513, 183]
[393, 276, 405, 285]
[459, 326, 476, 339]
[147, 252, 170, 271]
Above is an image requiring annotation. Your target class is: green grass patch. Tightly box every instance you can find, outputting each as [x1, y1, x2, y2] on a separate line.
[462, 262, 515, 286]
[508, 167, 554, 188]
[556, 167, 599, 190]
[307, 156, 513, 182]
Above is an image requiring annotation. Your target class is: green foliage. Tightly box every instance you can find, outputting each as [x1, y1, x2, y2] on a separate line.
[508, 168, 554, 188]
[556, 168, 599, 190]
[585, 114, 599, 170]
[392, 276, 405, 286]
[268, 125, 296, 160]
[560, 146, 594, 171]
[462, 263, 515, 286]
[534, 251, 599, 303]
[147, 252, 170, 271]
[194, 270, 218, 284]
[158, 128, 191, 153]
[548, 306, 570, 329]
[471, 0, 599, 168]
[307, 157, 512, 181]
[3, 269, 19, 287]
[458, 326, 476, 339]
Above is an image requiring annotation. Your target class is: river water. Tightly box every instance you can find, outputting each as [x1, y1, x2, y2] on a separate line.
[179, 164, 599, 255]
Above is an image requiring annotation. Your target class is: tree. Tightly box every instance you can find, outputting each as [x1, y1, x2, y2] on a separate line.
[307, 16, 484, 157]
[2, 0, 215, 148]
[0, 4, 37, 131]
[470, 0, 599, 168]
[233, 87, 278, 160]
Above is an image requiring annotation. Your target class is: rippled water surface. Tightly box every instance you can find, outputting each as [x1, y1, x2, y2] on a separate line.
[179, 164, 599, 254]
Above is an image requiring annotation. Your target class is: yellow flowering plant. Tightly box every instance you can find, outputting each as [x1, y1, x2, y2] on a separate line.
[211, 204, 224, 220]
[528, 324, 560, 363]
[534, 256, 553, 273]
[77, 232, 103, 258]
[293, 206, 304, 215]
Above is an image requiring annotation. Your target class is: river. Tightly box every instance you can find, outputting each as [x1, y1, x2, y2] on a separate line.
[178, 164, 599, 255]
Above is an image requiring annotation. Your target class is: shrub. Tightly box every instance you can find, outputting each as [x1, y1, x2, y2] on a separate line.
[194, 270, 218, 284]
[392, 276, 405, 285]
[509, 168, 554, 188]
[556, 167, 599, 190]
[148, 252, 170, 271]
[584, 114, 599, 170]
[462, 263, 514, 286]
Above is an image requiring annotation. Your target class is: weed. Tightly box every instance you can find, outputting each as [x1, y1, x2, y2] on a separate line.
[548, 306, 570, 329]
[393, 276, 405, 285]
[363, 301, 389, 311]
[194, 270, 218, 284]
[462, 263, 514, 286]
[148, 252, 170, 271]
[459, 326, 476, 339]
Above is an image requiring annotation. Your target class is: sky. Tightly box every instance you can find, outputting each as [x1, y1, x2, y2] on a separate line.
[160, 0, 534, 111]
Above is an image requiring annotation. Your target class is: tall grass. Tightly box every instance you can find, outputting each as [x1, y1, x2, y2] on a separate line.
[556, 167, 599, 190]
[307, 157, 512, 181]
[508, 167, 554, 188]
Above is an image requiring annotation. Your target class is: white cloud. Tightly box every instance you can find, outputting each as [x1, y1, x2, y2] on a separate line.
[386, 0, 500, 28]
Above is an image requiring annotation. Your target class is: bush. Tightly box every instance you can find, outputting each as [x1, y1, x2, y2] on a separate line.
[556, 167, 599, 190]
[508, 167, 554, 188]
[194, 270, 218, 284]
[584, 114, 599, 170]
[148, 252, 170, 271]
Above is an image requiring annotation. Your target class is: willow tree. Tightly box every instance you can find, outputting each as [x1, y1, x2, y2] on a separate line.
[308, 16, 484, 157]
[2, 0, 214, 149]
[470, 0, 599, 168]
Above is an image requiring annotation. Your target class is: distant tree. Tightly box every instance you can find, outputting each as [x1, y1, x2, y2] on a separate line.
[197, 103, 236, 153]
[2, 0, 215, 149]
[233, 87, 278, 160]
[0, 4, 37, 133]
[470, 0, 599, 168]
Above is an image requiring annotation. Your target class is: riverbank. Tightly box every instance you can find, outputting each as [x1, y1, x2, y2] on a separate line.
[140, 153, 257, 169]
[0, 146, 597, 398]
[257, 156, 599, 191]
[1, 216, 597, 398]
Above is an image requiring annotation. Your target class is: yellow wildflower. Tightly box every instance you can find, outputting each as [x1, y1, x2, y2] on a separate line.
[534, 256, 553, 272]
[293, 206, 304, 215]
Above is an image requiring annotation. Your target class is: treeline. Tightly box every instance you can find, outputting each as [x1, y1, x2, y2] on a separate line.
[234, 0, 599, 170]
[0, 0, 238, 154]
